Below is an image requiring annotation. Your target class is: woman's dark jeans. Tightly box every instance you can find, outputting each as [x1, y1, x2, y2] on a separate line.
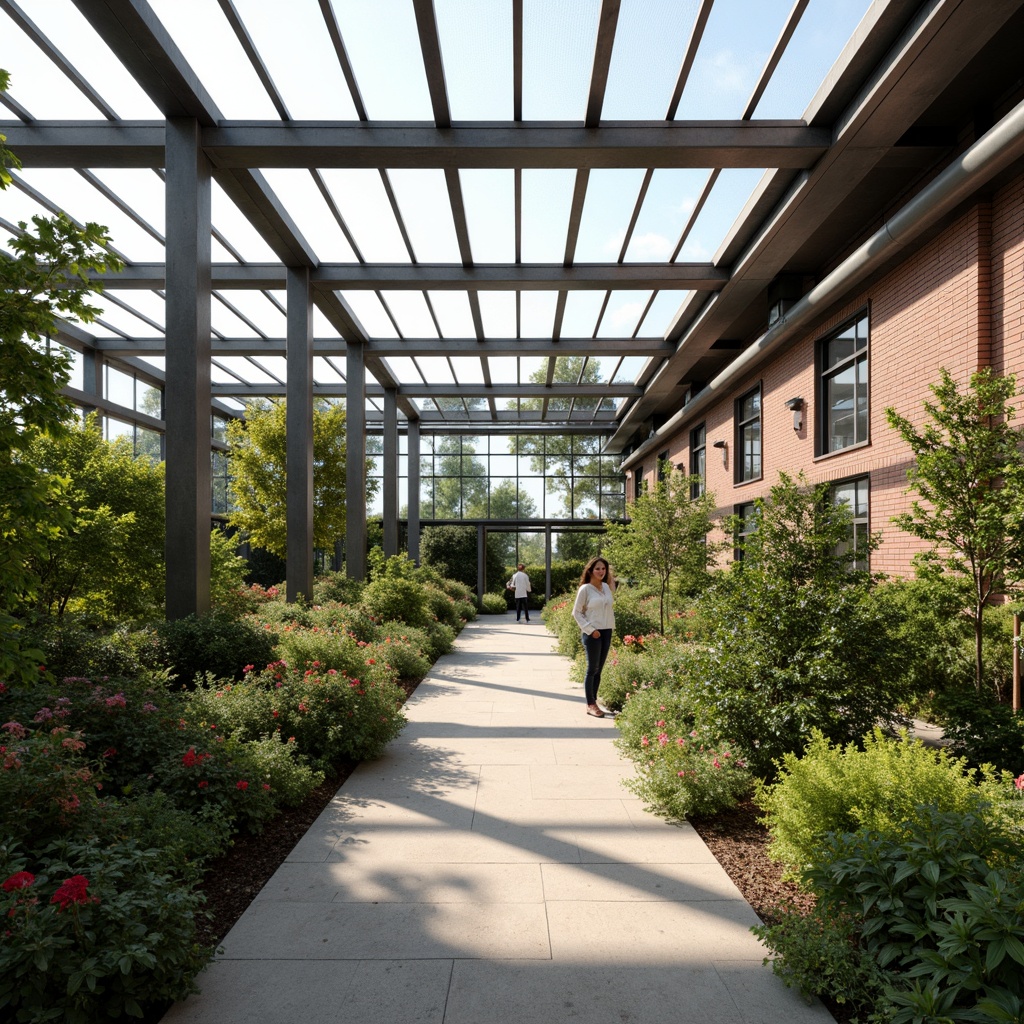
[581, 630, 612, 705]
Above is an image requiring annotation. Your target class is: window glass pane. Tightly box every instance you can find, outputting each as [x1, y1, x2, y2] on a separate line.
[136, 427, 162, 463]
[827, 364, 856, 450]
[856, 356, 869, 443]
[105, 366, 134, 408]
[138, 383, 162, 417]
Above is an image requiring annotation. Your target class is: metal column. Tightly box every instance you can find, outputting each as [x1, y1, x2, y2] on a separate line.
[407, 421, 420, 565]
[345, 340, 367, 579]
[476, 524, 485, 601]
[164, 118, 212, 620]
[382, 388, 398, 558]
[286, 266, 314, 603]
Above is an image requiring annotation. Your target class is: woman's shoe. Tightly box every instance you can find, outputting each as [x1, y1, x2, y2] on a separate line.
[586, 704, 605, 717]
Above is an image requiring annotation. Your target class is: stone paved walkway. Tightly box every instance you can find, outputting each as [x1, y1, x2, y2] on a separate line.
[162, 615, 833, 1024]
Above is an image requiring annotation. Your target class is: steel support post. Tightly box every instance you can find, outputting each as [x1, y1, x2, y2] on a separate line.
[286, 266, 314, 602]
[345, 341, 367, 579]
[383, 388, 398, 558]
[407, 421, 420, 564]
[164, 118, 212, 619]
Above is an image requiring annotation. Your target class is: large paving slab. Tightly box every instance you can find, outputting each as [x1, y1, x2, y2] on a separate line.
[162, 614, 833, 1024]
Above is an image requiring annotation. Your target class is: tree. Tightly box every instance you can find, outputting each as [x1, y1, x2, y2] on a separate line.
[422, 436, 488, 519]
[419, 524, 504, 595]
[603, 465, 722, 632]
[27, 415, 165, 620]
[226, 398, 376, 559]
[512, 357, 607, 518]
[886, 367, 1024, 692]
[482, 479, 537, 565]
[0, 67, 122, 679]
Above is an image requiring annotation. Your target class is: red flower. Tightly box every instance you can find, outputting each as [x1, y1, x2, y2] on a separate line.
[198, 780, 208, 788]
[102, 747, 117, 758]
[262, 783, 271, 791]
[50, 875, 93, 911]
[236, 780, 249, 790]
[182, 747, 199, 767]
[2, 871, 35, 892]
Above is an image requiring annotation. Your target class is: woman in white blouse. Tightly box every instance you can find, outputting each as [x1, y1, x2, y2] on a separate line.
[571, 556, 616, 717]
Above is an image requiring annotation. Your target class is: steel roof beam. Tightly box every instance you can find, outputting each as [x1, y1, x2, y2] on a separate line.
[1, 121, 830, 169]
[212, 383, 641, 398]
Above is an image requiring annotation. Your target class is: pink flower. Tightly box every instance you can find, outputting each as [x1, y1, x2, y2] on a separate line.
[2, 872, 35, 892]
[262, 783, 271, 791]
[1015, 774, 1024, 791]
[50, 875, 93, 911]
[712, 759, 721, 769]
[655, 720, 665, 728]
[658, 733, 669, 747]
[640, 735, 650, 747]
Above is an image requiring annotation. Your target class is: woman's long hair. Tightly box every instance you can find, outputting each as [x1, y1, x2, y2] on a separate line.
[580, 556, 615, 590]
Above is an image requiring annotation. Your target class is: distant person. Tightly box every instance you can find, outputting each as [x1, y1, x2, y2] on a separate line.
[571, 556, 616, 717]
[507, 564, 532, 622]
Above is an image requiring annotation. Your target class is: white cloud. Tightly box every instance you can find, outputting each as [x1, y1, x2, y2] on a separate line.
[628, 232, 673, 260]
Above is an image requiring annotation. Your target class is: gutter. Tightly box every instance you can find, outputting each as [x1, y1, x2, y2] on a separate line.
[621, 93, 1024, 471]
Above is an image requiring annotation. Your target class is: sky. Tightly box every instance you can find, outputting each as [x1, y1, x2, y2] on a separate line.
[1, 0, 873, 419]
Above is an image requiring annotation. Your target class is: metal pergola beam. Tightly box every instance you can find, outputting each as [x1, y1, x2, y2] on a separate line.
[210, 383, 642, 398]
[96, 262, 726, 289]
[1, 121, 832, 169]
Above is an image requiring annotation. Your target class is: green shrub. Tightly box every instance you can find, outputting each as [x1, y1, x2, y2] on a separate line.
[542, 592, 582, 658]
[312, 571, 365, 606]
[24, 616, 161, 681]
[615, 687, 750, 818]
[0, 838, 210, 1022]
[274, 623, 365, 678]
[361, 576, 430, 628]
[156, 612, 278, 686]
[421, 619, 456, 659]
[757, 729, 1005, 877]
[232, 734, 324, 809]
[935, 688, 1024, 775]
[609, 585, 660, 642]
[756, 808, 1024, 1022]
[479, 592, 508, 614]
[422, 583, 471, 628]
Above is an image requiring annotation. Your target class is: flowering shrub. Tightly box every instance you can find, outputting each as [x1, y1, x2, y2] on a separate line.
[367, 627, 431, 680]
[541, 593, 582, 658]
[361, 576, 430, 628]
[756, 729, 1010, 878]
[0, 723, 101, 846]
[597, 635, 694, 711]
[274, 622, 366, 678]
[614, 687, 750, 818]
[0, 839, 209, 1022]
[155, 612, 278, 686]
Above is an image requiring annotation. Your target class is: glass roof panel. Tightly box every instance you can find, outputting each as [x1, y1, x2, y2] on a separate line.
[461, 169, 514, 263]
[754, 0, 872, 119]
[16, 168, 165, 261]
[211, 181, 280, 262]
[149, 0, 280, 119]
[221, 291, 288, 337]
[89, 297, 160, 337]
[561, 291, 606, 336]
[102, 291, 167, 329]
[597, 290, 653, 337]
[479, 292, 517, 337]
[520, 292, 559, 337]
[435, 0, 513, 120]
[210, 362, 243, 385]
[638, 290, 694, 335]
[379, 292, 439, 337]
[487, 357, 518, 385]
[674, 0, 792, 120]
[136, 356, 166, 375]
[382, 356, 421, 385]
[0, 9, 109, 119]
[88, 170, 167, 240]
[521, 169, 576, 262]
[427, 291, 476, 337]
[313, 358, 345, 384]
[330, 0, 432, 120]
[249, 356, 287, 381]
[211, 301, 264, 338]
[317, 169, 408, 262]
[518, 357, 546, 383]
[415, 357, 455, 385]
[677, 167, 764, 261]
[233, 0, 360, 119]
[339, 291, 400, 338]
[13, 1, 162, 118]
[448, 357, 484, 384]
[312, 306, 343, 339]
[1, 180, 61, 232]
[602, 0, 699, 119]
[625, 168, 710, 262]
[611, 355, 648, 383]
[574, 169, 647, 262]
[387, 170, 461, 262]
[522, 0, 600, 120]
[259, 169, 358, 262]
[214, 357, 279, 385]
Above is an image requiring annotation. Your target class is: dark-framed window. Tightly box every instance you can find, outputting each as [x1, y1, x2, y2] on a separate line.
[734, 500, 757, 561]
[819, 312, 869, 454]
[690, 423, 706, 498]
[735, 386, 761, 483]
[657, 450, 669, 483]
[634, 465, 644, 499]
[830, 475, 870, 571]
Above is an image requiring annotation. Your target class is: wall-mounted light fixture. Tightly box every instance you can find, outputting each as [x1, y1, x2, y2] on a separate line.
[711, 438, 728, 466]
[784, 397, 805, 431]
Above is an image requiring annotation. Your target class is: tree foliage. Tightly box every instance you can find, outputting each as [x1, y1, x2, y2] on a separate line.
[886, 367, 1024, 691]
[226, 399, 375, 560]
[0, 68, 123, 679]
[26, 416, 166, 620]
[419, 524, 505, 595]
[603, 464, 722, 631]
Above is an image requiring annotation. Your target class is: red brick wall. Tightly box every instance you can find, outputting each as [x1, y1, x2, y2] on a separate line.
[649, 172, 1024, 579]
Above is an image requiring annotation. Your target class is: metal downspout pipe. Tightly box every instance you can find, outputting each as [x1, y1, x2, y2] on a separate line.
[623, 94, 1024, 470]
